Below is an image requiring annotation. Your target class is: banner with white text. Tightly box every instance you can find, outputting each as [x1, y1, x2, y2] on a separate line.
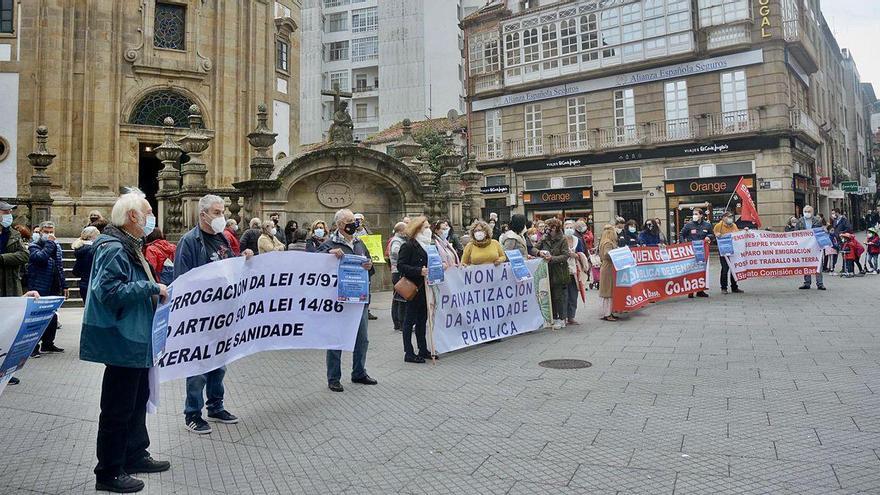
[154, 251, 364, 384]
[727, 229, 822, 281]
[428, 259, 550, 354]
[612, 242, 709, 312]
[0, 296, 65, 398]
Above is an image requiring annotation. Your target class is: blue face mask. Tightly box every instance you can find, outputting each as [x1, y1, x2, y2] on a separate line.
[143, 214, 156, 237]
[0, 213, 12, 228]
[32, 232, 40, 243]
[314, 228, 325, 238]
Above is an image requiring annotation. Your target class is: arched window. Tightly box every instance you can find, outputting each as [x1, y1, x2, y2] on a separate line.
[129, 90, 196, 128]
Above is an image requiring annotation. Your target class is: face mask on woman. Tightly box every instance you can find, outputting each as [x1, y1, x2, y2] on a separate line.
[32, 232, 40, 243]
[804, 212, 813, 219]
[314, 228, 325, 238]
[646, 222, 653, 230]
[564, 228, 575, 237]
[270, 228, 277, 236]
[628, 227, 636, 233]
[441, 228, 450, 239]
[473, 230, 487, 242]
[724, 217, 734, 225]
[529, 234, 538, 242]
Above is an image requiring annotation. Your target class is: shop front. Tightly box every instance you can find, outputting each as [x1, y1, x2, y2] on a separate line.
[523, 187, 594, 226]
[664, 175, 756, 243]
[793, 175, 810, 217]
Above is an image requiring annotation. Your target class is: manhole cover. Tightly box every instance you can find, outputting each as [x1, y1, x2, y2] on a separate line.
[539, 359, 592, 369]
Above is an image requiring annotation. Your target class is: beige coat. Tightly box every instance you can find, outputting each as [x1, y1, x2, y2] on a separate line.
[598, 225, 617, 298]
[258, 234, 285, 254]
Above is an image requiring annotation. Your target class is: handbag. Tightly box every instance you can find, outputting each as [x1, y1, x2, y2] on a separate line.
[394, 276, 420, 301]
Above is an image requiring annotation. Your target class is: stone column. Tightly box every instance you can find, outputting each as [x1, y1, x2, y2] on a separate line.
[460, 156, 484, 226]
[27, 126, 56, 226]
[437, 133, 465, 230]
[393, 119, 423, 171]
[178, 105, 212, 192]
[154, 117, 184, 236]
[247, 104, 278, 180]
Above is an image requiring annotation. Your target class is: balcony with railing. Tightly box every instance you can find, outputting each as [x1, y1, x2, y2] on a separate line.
[472, 142, 504, 161]
[551, 131, 593, 155]
[782, 0, 819, 73]
[597, 125, 644, 149]
[648, 118, 696, 144]
[789, 108, 822, 145]
[471, 72, 503, 94]
[508, 136, 544, 159]
[352, 85, 379, 97]
[706, 110, 761, 136]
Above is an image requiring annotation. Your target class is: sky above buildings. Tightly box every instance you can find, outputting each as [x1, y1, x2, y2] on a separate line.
[826, 0, 880, 92]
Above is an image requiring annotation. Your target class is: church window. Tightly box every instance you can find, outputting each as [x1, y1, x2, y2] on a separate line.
[129, 90, 197, 128]
[154, 2, 186, 50]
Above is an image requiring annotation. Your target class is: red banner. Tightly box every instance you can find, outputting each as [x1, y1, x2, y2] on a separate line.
[611, 242, 709, 313]
[735, 176, 762, 227]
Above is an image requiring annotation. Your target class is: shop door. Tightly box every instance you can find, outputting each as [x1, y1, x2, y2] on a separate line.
[616, 199, 643, 226]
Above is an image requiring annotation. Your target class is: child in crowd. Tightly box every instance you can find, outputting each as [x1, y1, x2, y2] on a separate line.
[866, 228, 880, 274]
[839, 233, 865, 278]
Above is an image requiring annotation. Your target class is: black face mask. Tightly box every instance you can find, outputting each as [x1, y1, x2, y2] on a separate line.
[89, 217, 99, 223]
[343, 222, 357, 235]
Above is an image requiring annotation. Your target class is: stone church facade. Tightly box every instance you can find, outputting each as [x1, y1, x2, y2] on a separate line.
[0, 0, 301, 235]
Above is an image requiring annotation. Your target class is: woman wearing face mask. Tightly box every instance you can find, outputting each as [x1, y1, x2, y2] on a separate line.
[713, 211, 742, 294]
[305, 220, 328, 253]
[499, 214, 530, 258]
[72, 226, 100, 301]
[622, 220, 639, 248]
[432, 219, 460, 267]
[637, 220, 662, 246]
[461, 221, 506, 266]
[258, 218, 285, 254]
[598, 223, 619, 321]
[537, 218, 572, 329]
[396, 216, 439, 363]
[576, 220, 594, 251]
[784, 216, 799, 232]
[284, 221, 299, 249]
[562, 220, 589, 326]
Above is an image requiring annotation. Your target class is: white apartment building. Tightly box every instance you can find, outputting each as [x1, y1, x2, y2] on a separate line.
[299, 0, 484, 144]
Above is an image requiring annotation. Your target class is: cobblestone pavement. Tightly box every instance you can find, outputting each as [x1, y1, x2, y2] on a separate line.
[1, 273, 880, 494]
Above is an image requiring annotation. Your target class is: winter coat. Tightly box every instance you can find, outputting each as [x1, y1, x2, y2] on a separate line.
[637, 229, 661, 246]
[796, 217, 823, 231]
[867, 235, 880, 255]
[27, 238, 65, 296]
[174, 225, 233, 280]
[680, 220, 715, 243]
[832, 216, 852, 236]
[79, 226, 160, 368]
[72, 243, 96, 298]
[306, 236, 327, 253]
[598, 226, 617, 299]
[537, 233, 570, 287]
[499, 230, 529, 258]
[258, 234, 285, 254]
[223, 228, 241, 256]
[388, 234, 406, 274]
[621, 229, 639, 248]
[0, 226, 28, 297]
[239, 228, 261, 256]
[144, 239, 177, 280]
[841, 238, 863, 261]
[397, 239, 428, 303]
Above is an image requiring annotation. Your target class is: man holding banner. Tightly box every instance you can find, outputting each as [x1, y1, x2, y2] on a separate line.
[679, 208, 714, 298]
[797, 205, 826, 291]
[79, 188, 171, 493]
[317, 209, 378, 392]
[713, 212, 743, 294]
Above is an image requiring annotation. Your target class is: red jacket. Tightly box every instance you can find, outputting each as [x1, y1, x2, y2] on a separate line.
[841, 238, 864, 261]
[144, 239, 177, 278]
[867, 235, 880, 255]
[223, 228, 241, 256]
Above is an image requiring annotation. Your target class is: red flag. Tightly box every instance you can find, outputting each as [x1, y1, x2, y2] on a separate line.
[734, 177, 761, 227]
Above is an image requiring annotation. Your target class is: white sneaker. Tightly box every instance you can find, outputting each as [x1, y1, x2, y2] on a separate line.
[551, 319, 563, 330]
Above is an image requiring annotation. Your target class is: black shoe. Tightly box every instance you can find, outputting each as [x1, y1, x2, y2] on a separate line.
[328, 381, 344, 392]
[8, 377, 19, 385]
[721, 288, 728, 294]
[31, 347, 41, 358]
[124, 456, 171, 475]
[41, 344, 64, 353]
[817, 286, 826, 291]
[688, 294, 694, 299]
[207, 410, 239, 424]
[418, 352, 436, 361]
[352, 375, 378, 385]
[404, 354, 425, 364]
[731, 288, 744, 294]
[799, 285, 811, 290]
[393, 326, 401, 331]
[184, 414, 212, 434]
[95, 474, 145, 493]
[696, 291, 709, 298]
[368, 312, 378, 320]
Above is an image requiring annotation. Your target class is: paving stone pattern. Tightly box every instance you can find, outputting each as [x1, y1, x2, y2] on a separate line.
[2, 275, 880, 494]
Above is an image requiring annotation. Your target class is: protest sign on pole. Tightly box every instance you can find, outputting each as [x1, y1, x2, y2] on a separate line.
[0, 296, 65, 397]
[427, 260, 550, 354]
[153, 251, 363, 385]
[504, 249, 532, 282]
[609, 247, 637, 270]
[612, 242, 708, 312]
[726, 229, 822, 281]
[425, 245, 445, 285]
[338, 254, 370, 303]
[359, 234, 385, 264]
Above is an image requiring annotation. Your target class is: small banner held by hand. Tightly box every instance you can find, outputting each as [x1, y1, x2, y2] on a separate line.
[717, 235, 734, 257]
[609, 247, 637, 271]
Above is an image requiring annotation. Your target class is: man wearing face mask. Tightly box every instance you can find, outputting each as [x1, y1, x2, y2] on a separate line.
[268, 212, 286, 246]
[316, 209, 377, 391]
[223, 219, 241, 256]
[174, 194, 254, 434]
[679, 208, 714, 298]
[713, 211, 743, 294]
[797, 205, 826, 290]
[613, 217, 627, 247]
[27, 220, 66, 354]
[0, 201, 29, 299]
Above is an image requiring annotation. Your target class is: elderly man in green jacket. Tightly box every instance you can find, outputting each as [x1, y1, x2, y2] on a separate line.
[79, 188, 170, 494]
[0, 201, 28, 298]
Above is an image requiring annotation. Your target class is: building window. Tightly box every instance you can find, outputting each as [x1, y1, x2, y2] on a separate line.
[664, 80, 689, 138]
[129, 90, 196, 128]
[524, 104, 543, 155]
[580, 14, 599, 62]
[327, 41, 349, 61]
[486, 175, 506, 187]
[154, 2, 186, 50]
[522, 28, 539, 64]
[560, 18, 578, 66]
[275, 39, 289, 72]
[524, 178, 551, 191]
[354, 73, 367, 90]
[468, 32, 500, 75]
[698, 0, 750, 27]
[324, 0, 349, 7]
[351, 36, 378, 62]
[485, 109, 503, 158]
[326, 12, 347, 32]
[541, 24, 558, 69]
[721, 70, 748, 113]
[328, 70, 349, 92]
[355, 103, 369, 121]
[614, 167, 641, 185]
[715, 161, 754, 176]
[351, 7, 377, 33]
[505, 32, 521, 68]
[0, 0, 13, 34]
[564, 175, 592, 188]
[567, 96, 587, 142]
[614, 88, 636, 143]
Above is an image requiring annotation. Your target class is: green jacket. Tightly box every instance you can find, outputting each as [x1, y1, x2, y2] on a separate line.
[0, 227, 29, 297]
[79, 226, 160, 368]
[538, 233, 570, 286]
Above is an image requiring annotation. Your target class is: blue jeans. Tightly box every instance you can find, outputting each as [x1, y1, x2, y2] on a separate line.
[868, 253, 879, 271]
[803, 271, 824, 287]
[184, 366, 226, 416]
[327, 305, 369, 383]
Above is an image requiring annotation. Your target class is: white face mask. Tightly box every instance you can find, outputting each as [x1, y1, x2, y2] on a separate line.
[206, 213, 226, 234]
[804, 212, 813, 219]
[473, 231, 487, 241]
[564, 228, 575, 237]
[0, 213, 12, 228]
[417, 227, 433, 244]
[441, 228, 450, 239]
[231, 224, 239, 232]
[270, 228, 277, 236]
[628, 227, 636, 233]
[692, 215, 701, 222]
[724, 218, 734, 225]
[577, 225, 586, 233]
[41, 233, 50, 242]
[529, 234, 538, 242]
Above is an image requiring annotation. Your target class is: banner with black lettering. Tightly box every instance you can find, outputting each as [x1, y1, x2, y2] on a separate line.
[154, 251, 363, 383]
[427, 259, 551, 354]
[727, 229, 823, 281]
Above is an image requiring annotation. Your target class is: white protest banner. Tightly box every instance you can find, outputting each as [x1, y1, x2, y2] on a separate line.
[155, 251, 364, 383]
[0, 296, 65, 398]
[727, 229, 823, 281]
[427, 259, 551, 354]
